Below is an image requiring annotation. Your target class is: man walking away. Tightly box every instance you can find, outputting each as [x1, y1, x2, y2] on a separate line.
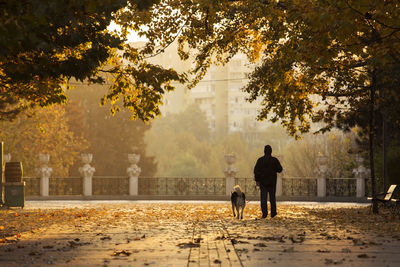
[254, 145, 283, 218]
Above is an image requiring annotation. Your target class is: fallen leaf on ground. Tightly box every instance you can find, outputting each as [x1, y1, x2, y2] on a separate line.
[112, 250, 132, 256]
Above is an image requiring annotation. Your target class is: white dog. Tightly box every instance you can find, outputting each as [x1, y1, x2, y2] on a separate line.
[231, 185, 246, 219]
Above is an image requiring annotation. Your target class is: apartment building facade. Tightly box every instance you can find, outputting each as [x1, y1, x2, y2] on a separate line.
[140, 41, 272, 140]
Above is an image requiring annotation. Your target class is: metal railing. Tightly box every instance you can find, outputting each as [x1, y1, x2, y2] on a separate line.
[235, 177, 259, 197]
[139, 177, 225, 196]
[22, 176, 367, 200]
[326, 178, 356, 197]
[50, 177, 82, 195]
[24, 177, 40, 196]
[92, 176, 129, 195]
[282, 177, 317, 197]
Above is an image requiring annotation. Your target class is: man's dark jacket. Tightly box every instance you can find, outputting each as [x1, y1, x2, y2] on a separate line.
[254, 155, 283, 187]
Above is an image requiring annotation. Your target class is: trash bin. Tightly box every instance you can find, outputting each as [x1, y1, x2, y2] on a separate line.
[4, 182, 25, 208]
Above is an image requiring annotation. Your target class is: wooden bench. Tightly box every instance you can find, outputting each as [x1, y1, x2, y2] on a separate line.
[367, 184, 397, 209]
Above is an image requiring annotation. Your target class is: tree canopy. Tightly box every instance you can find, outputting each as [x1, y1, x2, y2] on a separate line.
[3, 0, 400, 136]
[0, 0, 183, 121]
[115, 0, 400, 137]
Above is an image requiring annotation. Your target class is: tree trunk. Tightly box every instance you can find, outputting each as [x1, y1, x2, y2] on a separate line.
[0, 142, 3, 204]
[370, 70, 378, 214]
[383, 115, 387, 191]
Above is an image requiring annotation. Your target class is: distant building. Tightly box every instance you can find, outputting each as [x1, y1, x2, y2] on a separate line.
[132, 41, 272, 140]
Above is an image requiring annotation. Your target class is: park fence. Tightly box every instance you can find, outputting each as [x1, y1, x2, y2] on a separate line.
[13, 152, 371, 202]
[23, 176, 369, 202]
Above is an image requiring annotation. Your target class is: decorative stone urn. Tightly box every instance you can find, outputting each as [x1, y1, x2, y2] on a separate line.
[39, 153, 50, 165]
[127, 153, 141, 195]
[128, 153, 140, 165]
[353, 156, 369, 178]
[38, 153, 52, 197]
[81, 153, 93, 165]
[224, 154, 237, 177]
[3, 153, 11, 163]
[224, 154, 237, 196]
[79, 153, 95, 196]
[316, 154, 328, 176]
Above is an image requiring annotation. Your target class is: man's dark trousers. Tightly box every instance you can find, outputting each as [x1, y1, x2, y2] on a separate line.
[260, 183, 277, 218]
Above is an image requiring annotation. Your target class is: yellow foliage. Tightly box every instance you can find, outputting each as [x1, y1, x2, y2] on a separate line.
[0, 105, 88, 176]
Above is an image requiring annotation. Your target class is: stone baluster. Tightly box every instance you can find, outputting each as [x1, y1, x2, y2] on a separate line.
[38, 153, 52, 197]
[276, 155, 284, 197]
[79, 153, 95, 196]
[316, 154, 328, 198]
[224, 154, 237, 196]
[127, 153, 141, 196]
[353, 154, 368, 198]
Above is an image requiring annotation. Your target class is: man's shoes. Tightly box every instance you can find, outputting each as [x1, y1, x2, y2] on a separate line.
[261, 214, 268, 219]
[271, 213, 277, 218]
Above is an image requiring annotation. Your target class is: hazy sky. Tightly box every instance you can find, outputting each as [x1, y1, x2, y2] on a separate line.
[108, 22, 147, 42]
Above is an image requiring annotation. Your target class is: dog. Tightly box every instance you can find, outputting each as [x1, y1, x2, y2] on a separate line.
[231, 185, 246, 219]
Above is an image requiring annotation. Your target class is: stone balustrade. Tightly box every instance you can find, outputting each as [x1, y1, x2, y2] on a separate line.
[5, 152, 370, 200]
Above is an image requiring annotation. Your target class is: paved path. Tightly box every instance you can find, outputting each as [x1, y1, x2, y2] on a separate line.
[0, 201, 399, 266]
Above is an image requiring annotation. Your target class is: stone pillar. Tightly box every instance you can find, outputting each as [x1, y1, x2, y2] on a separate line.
[353, 154, 368, 198]
[2, 153, 11, 201]
[356, 178, 366, 198]
[38, 153, 52, 197]
[316, 154, 328, 197]
[127, 153, 141, 196]
[79, 153, 95, 196]
[317, 177, 327, 197]
[276, 155, 283, 197]
[224, 154, 237, 196]
[276, 176, 283, 197]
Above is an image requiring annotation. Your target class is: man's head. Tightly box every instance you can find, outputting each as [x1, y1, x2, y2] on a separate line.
[264, 145, 272, 155]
